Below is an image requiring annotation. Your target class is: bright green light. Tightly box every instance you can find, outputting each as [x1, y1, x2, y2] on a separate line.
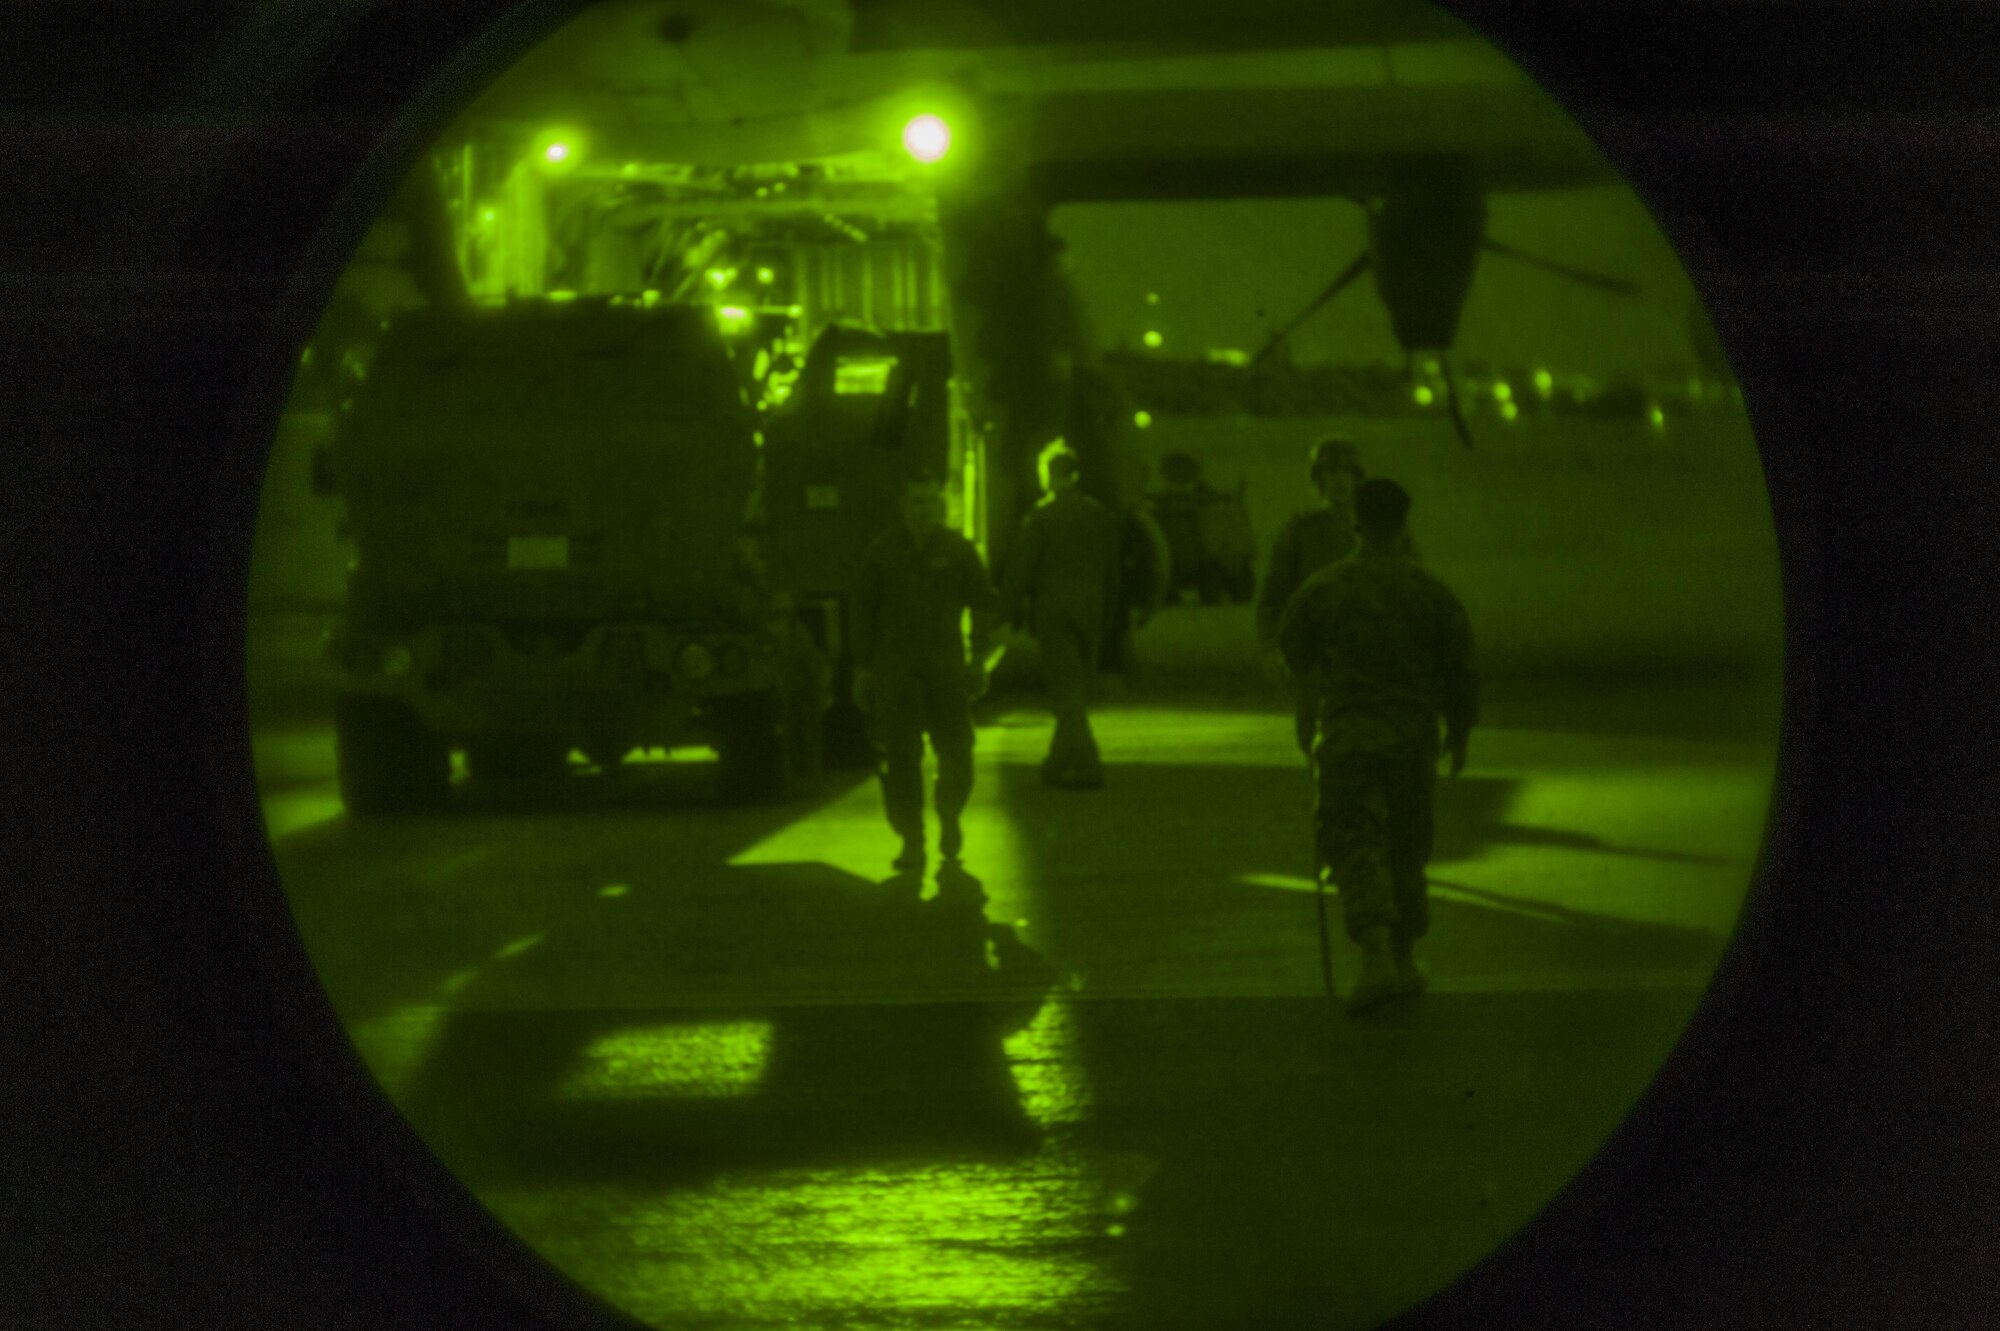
[556, 1020, 773, 1099]
[544, 141, 571, 164]
[1142, 330, 1164, 349]
[479, 207, 497, 225]
[1133, 410, 1153, 429]
[1500, 401, 1520, 422]
[1146, 292, 1161, 305]
[706, 268, 734, 289]
[1649, 405, 1667, 429]
[902, 113, 952, 163]
[1491, 381, 1513, 403]
[757, 266, 776, 284]
[718, 305, 753, 335]
[1533, 368, 1554, 396]
[1413, 385, 1436, 406]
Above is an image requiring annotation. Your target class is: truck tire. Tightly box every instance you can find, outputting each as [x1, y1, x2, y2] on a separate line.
[582, 738, 630, 770]
[712, 691, 791, 803]
[464, 736, 571, 782]
[335, 694, 450, 814]
[782, 667, 824, 791]
[821, 655, 877, 769]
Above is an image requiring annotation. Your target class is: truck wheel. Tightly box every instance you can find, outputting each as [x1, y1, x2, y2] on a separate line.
[464, 736, 571, 782]
[335, 694, 450, 814]
[582, 739, 630, 770]
[822, 657, 877, 770]
[782, 670, 823, 793]
[712, 692, 790, 803]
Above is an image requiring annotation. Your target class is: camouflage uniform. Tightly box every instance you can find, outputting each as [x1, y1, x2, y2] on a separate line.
[1278, 547, 1475, 945]
[852, 524, 1000, 850]
[1002, 488, 1124, 784]
[1258, 508, 1360, 752]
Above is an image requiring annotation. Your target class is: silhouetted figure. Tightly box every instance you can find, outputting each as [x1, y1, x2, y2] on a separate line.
[1279, 478, 1477, 1016]
[1001, 440, 1123, 789]
[1259, 436, 1364, 755]
[1149, 450, 1255, 605]
[852, 472, 1001, 870]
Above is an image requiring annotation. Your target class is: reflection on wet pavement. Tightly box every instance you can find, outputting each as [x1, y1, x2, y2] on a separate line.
[268, 692, 1773, 1330]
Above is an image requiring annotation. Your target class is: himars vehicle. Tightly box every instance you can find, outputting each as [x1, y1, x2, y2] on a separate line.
[319, 297, 825, 813]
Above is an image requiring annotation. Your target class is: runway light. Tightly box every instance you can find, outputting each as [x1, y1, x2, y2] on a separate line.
[1413, 385, 1436, 406]
[1533, 368, 1554, 397]
[1649, 404, 1668, 430]
[1142, 330, 1164, 349]
[1492, 381, 1513, 403]
[902, 113, 952, 163]
[1133, 410, 1153, 429]
[1500, 401, 1520, 422]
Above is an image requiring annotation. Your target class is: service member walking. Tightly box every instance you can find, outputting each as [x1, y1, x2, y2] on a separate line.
[1001, 439, 1124, 789]
[852, 472, 1001, 871]
[1279, 478, 1476, 1016]
[1258, 437, 1366, 755]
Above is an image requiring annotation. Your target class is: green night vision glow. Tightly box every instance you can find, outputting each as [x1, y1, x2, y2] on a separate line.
[1534, 368, 1555, 396]
[1413, 385, 1436, 406]
[1142, 331, 1164, 349]
[544, 142, 571, 164]
[1133, 411, 1153, 429]
[902, 114, 953, 163]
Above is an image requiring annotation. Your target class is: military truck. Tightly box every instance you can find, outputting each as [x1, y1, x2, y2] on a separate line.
[319, 297, 824, 813]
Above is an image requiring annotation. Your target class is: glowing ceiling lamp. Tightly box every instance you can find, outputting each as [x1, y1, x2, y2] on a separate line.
[902, 113, 953, 163]
[533, 129, 586, 174]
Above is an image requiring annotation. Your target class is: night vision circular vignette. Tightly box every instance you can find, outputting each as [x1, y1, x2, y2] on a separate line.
[245, 2, 1783, 1329]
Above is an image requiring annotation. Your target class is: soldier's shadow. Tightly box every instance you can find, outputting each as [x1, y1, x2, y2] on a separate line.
[393, 862, 1065, 1191]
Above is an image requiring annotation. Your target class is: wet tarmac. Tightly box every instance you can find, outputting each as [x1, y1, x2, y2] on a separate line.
[259, 651, 1776, 1331]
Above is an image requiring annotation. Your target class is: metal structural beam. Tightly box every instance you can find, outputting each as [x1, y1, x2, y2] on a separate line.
[847, 0, 1470, 52]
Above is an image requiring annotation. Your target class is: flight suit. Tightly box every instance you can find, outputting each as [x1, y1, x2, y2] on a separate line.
[1258, 507, 1360, 753]
[1278, 547, 1475, 946]
[851, 525, 1000, 850]
[1002, 488, 1123, 784]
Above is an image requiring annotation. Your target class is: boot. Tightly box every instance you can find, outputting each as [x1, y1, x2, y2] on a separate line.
[1391, 936, 1428, 999]
[1346, 926, 1400, 1017]
[939, 819, 964, 862]
[892, 837, 925, 872]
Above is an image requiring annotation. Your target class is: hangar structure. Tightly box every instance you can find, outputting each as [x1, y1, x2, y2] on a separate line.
[322, 0, 1625, 548]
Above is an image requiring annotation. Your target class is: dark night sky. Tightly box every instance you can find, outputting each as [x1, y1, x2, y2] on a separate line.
[1053, 186, 1705, 374]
